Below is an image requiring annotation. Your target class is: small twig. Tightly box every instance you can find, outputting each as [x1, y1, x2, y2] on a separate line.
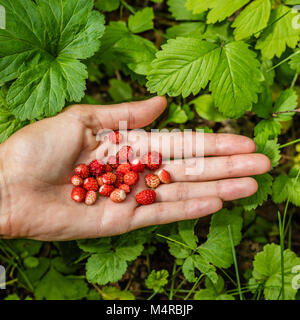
[272, 109, 300, 117]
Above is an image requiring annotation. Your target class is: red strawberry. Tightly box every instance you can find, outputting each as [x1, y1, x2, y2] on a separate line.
[145, 174, 160, 189]
[116, 163, 131, 175]
[136, 189, 156, 205]
[118, 146, 133, 163]
[107, 155, 119, 169]
[102, 172, 116, 185]
[119, 184, 131, 194]
[109, 131, 123, 145]
[114, 172, 124, 187]
[71, 175, 83, 187]
[85, 191, 97, 206]
[89, 160, 105, 177]
[110, 189, 126, 203]
[74, 164, 89, 179]
[99, 184, 115, 197]
[142, 152, 162, 170]
[105, 164, 113, 172]
[96, 175, 104, 186]
[130, 158, 145, 173]
[124, 171, 139, 186]
[71, 187, 86, 203]
[83, 177, 99, 191]
[156, 169, 171, 184]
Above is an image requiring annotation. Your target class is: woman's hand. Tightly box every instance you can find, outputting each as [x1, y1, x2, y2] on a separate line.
[0, 97, 271, 241]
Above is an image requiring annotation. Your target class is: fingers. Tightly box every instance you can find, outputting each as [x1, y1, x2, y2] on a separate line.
[65, 96, 167, 131]
[131, 197, 223, 230]
[155, 177, 258, 202]
[128, 132, 256, 157]
[164, 154, 271, 182]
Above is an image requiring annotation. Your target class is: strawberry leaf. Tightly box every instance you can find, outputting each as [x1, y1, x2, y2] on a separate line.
[0, 0, 105, 120]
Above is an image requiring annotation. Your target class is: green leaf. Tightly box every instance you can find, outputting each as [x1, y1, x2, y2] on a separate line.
[95, 0, 120, 12]
[261, 60, 276, 86]
[166, 22, 206, 39]
[183, 255, 218, 283]
[194, 275, 235, 300]
[35, 267, 89, 300]
[272, 173, 300, 206]
[191, 94, 227, 122]
[198, 208, 243, 268]
[186, 0, 250, 24]
[256, 5, 300, 59]
[254, 119, 282, 140]
[178, 220, 198, 248]
[289, 50, 300, 73]
[252, 86, 273, 119]
[166, 103, 188, 124]
[232, 0, 271, 40]
[0, 0, 105, 120]
[147, 37, 221, 97]
[255, 138, 281, 168]
[114, 35, 158, 75]
[240, 174, 273, 211]
[19, 258, 50, 288]
[250, 243, 300, 300]
[210, 42, 262, 118]
[167, 0, 204, 20]
[145, 270, 169, 293]
[101, 287, 135, 300]
[108, 79, 133, 102]
[77, 237, 111, 254]
[274, 88, 298, 122]
[86, 252, 128, 285]
[128, 7, 154, 33]
[167, 234, 192, 259]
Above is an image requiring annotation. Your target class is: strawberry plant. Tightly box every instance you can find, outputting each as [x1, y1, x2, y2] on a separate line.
[1, 0, 300, 300]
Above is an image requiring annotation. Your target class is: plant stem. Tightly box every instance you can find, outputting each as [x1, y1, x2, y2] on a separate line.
[278, 211, 285, 300]
[120, 0, 136, 14]
[184, 274, 204, 300]
[228, 225, 243, 300]
[279, 138, 300, 149]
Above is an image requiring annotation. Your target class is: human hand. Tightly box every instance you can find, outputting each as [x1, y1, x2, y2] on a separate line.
[0, 97, 271, 241]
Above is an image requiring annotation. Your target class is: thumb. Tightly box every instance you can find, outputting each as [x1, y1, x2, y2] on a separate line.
[66, 96, 167, 131]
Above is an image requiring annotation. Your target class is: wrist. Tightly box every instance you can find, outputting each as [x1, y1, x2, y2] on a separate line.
[0, 144, 10, 237]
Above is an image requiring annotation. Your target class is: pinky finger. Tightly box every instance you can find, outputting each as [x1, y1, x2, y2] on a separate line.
[130, 197, 223, 231]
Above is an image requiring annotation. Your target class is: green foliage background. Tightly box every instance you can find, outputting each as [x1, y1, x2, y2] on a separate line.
[1, 0, 300, 300]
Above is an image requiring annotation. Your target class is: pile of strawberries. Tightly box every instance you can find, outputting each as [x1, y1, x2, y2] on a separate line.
[70, 131, 171, 206]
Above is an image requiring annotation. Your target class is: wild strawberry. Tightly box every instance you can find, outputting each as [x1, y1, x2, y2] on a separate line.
[156, 169, 171, 184]
[74, 164, 89, 179]
[136, 189, 156, 205]
[142, 151, 162, 170]
[109, 131, 123, 145]
[114, 172, 124, 187]
[89, 160, 105, 177]
[105, 164, 113, 172]
[71, 175, 83, 187]
[96, 175, 104, 186]
[124, 171, 139, 186]
[71, 187, 86, 203]
[110, 189, 126, 203]
[130, 158, 145, 173]
[102, 172, 116, 185]
[85, 191, 97, 206]
[119, 184, 131, 194]
[145, 174, 160, 189]
[117, 145, 133, 163]
[83, 177, 99, 191]
[116, 163, 131, 175]
[107, 155, 119, 169]
[99, 184, 115, 197]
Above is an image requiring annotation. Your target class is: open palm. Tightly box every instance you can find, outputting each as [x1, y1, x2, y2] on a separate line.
[0, 97, 271, 241]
